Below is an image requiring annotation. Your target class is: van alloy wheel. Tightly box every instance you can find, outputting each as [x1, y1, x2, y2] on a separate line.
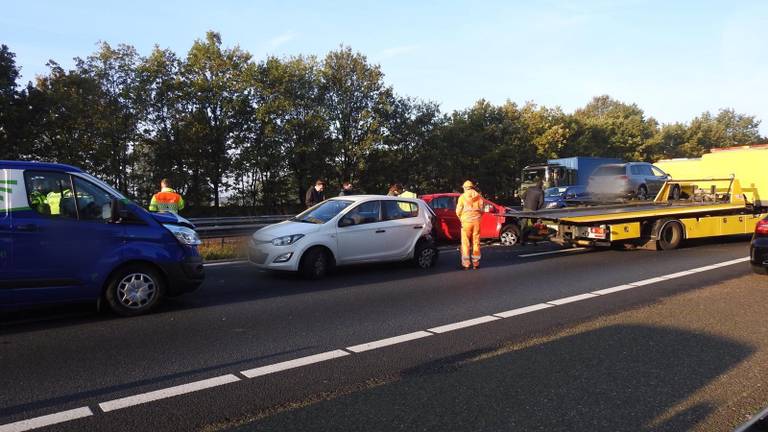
[117, 273, 157, 309]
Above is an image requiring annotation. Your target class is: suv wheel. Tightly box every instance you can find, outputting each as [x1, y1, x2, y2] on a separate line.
[636, 185, 648, 200]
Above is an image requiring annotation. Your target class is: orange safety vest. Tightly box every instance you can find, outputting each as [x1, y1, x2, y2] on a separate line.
[149, 188, 185, 213]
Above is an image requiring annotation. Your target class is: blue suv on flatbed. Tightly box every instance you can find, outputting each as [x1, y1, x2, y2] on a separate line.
[0, 161, 205, 316]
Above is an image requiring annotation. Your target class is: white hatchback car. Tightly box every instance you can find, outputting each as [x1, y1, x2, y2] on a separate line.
[248, 195, 439, 278]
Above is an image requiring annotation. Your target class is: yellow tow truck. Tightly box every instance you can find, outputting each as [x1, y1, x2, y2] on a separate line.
[514, 146, 768, 250]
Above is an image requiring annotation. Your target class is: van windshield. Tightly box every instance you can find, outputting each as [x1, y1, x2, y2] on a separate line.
[292, 200, 353, 224]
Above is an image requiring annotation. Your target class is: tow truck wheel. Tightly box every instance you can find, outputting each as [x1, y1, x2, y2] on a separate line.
[104, 264, 165, 316]
[656, 220, 683, 250]
[500, 225, 521, 246]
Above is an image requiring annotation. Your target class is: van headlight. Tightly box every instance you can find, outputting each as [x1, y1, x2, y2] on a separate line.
[164, 224, 202, 245]
[272, 234, 304, 246]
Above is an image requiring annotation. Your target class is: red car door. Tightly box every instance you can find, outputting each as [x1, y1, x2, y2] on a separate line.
[428, 195, 461, 241]
[480, 200, 503, 239]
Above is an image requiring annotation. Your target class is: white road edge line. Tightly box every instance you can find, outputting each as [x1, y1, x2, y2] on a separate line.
[518, 248, 587, 258]
[591, 284, 636, 295]
[547, 293, 599, 305]
[493, 303, 554, 318]
[347, 331, 433, 353]
[0, 407, 94, 432]
[428, 315, 500, 334]
[204, 260, 248, 267]
[99, 374, 240, 412]
[241, 350, 350, 379]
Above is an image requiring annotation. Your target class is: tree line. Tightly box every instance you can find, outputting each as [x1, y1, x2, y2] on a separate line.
[1, 32, 765, 215]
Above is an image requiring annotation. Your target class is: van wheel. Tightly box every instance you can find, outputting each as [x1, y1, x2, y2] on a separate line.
[300, 248, 330, 279]
[104, 265, 164, 316]
[656, 220, 683, 250]
[500, 224, 521, 246]
[636, 185, 648, 200]
[414, 240, 439, 269]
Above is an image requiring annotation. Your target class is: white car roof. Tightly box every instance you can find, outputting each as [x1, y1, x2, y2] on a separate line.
[328, 195, 422, 203]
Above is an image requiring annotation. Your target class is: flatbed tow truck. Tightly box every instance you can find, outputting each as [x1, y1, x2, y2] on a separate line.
[512, 176, 767, 250]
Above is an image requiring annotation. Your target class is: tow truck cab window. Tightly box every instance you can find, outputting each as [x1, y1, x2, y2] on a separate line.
[24, 171, 77, 219]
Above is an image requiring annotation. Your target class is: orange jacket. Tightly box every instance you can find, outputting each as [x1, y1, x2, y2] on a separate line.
[456, 189, 483, 223]
[149, 187, 185, 213]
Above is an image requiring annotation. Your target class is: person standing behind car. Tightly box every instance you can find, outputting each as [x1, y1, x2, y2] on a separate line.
[338, 181, 356, 196]
[456, 180, 484, 270]
[305, 179, 326, 208]
[521, 178, 545, 244]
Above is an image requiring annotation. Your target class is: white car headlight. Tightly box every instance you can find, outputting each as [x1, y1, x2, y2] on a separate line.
[163, 224, 202, 245]
[272, 234, 304, 246]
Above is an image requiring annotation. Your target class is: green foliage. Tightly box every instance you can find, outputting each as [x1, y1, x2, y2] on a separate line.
[1, 37, 765, 212]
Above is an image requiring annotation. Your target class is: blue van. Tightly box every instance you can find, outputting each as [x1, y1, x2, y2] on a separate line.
[0, 161, 205, 316]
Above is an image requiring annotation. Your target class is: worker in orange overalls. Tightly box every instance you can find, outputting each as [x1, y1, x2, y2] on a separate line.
[456, 180, 484, 270]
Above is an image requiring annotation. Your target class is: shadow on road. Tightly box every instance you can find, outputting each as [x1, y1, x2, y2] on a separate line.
[239, 324, 753, 432]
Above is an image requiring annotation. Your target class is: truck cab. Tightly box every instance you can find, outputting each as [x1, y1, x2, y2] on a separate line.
[0, 161, 204, 316]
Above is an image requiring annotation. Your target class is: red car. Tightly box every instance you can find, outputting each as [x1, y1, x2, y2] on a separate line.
[420, 193, 521, 245]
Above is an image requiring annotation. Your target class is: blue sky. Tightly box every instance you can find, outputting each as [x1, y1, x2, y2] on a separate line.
[2, 0, 767, 134]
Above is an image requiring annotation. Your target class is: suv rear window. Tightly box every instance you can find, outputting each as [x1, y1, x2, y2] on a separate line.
[593, 166, 626, 176]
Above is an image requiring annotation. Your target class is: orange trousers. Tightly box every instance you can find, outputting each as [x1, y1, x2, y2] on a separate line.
[460, 221, 481, 268]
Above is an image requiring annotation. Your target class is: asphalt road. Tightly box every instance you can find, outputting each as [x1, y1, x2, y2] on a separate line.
[1, 237, 764, 432]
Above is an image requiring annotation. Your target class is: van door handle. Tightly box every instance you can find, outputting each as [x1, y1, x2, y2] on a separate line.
[16, 224, 38, 232]
[375, 229, 386, 233]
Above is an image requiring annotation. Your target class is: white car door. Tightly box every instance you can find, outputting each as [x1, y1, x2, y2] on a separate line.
[380, 200, 423, 259]
[335, 200, 391, 264]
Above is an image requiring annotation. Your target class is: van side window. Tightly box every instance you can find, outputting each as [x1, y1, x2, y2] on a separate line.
[72, 177, 113, 222]
[23, 171, 77, 219]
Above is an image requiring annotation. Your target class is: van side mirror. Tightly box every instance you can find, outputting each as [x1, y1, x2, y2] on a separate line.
[110, 198, 129, 223]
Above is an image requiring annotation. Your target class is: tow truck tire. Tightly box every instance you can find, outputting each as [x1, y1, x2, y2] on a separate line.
[656, 220, 683, 250]
[299, 247, 332, 280]
[104, 264, 165, 317]
[500, 224, 521, 246]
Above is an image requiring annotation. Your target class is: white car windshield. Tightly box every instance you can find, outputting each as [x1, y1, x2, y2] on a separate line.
[292, 200, 353, 224]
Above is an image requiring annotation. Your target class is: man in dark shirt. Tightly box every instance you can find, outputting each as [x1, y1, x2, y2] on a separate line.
[520, 178, 545, 244]
[305, 179, 326, 208]
[338, 181, 356, 196]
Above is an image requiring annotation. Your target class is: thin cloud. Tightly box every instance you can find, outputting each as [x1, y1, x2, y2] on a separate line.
[378, 45, 419, 59]
[268, 31, 298, 49]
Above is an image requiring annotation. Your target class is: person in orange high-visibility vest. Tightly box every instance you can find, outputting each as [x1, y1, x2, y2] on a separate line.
[149, 178, 185, 214]
[456, 180, 484, 270]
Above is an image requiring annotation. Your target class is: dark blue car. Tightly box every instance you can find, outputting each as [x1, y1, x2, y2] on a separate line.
[0, 161, 204, 316]
[543, 185, 589, 209]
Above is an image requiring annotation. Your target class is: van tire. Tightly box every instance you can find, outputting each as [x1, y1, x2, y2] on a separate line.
[104, 264, 165, 316]
[300, 248, 330, 280]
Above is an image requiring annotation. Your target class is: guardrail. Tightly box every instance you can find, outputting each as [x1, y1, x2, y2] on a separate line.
[190, 215, 294, 239]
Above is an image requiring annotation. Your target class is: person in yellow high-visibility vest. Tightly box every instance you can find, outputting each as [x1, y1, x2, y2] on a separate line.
[149, 178, 185, 214]
[456, 180, 484, 270]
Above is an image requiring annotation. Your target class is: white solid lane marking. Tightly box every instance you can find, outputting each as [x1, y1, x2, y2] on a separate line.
[427, 315, 500, 334]
[547, 293, 599, 305]
[591, 284, 636, 295]
[518, 248, 587, 258]
[241, 350, 350, 379]
[493, 303, 554, 318]
[99, 374, 240, 412]
[0, 407, 93, 432]
[628, 276, 669, 287]
[660, 270, 697, 280]
[347, 331, 433, 353]
[204, 260, 248, 267]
